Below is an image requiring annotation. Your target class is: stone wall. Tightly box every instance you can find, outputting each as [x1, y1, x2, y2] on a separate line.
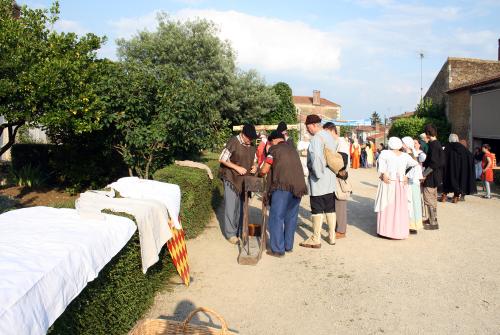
[447, 90, 471, 142]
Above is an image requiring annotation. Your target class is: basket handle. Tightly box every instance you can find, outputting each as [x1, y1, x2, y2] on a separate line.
[182, 307, 229, 334]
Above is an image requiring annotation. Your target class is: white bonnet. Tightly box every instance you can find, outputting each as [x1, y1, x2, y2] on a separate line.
[388, 137, 403, 150]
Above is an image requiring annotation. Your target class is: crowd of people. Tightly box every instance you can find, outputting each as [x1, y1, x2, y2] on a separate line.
[218, 116, 496, 256]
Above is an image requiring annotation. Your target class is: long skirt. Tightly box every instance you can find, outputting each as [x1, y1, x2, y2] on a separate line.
[408, 182, 423, 230]
[352, 152, 360, 169]
[375, 180, 409, 239]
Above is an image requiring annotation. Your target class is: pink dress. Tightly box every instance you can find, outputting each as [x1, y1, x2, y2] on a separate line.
[374, 151, 418, 239]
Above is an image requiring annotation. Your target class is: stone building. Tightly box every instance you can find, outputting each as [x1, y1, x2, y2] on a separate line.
[424, 39, 500, 149]
[293, 90, 341, 141]
[446, 74, 500, 155]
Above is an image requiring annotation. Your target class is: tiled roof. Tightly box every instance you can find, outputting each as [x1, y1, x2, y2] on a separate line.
[293, 96, 341, 107]
[446, 73, 500, 93]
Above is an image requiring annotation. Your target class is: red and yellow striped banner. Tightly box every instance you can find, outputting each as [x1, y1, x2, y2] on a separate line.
[167, 221, 190, 286]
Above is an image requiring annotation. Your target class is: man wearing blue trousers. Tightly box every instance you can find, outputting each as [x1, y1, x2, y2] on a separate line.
[259, 130, 308, 257]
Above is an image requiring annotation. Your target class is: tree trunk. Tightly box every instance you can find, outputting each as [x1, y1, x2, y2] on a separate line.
[144, 152, 154, 180]
[0, 120, 25, 156]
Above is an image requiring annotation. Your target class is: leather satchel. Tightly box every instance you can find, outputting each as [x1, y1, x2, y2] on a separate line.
[335, 178, 352, 201]
[319, 136, 344, 174]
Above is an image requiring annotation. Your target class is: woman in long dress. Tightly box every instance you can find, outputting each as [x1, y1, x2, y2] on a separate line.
[351, 138, 361, 169]
[402, 137, 424, 234]
[366, 141, 374, 168]
[374, 137, 418, 239]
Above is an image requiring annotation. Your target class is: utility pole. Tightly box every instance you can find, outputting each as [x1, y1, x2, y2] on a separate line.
[419, 51, 424, 104]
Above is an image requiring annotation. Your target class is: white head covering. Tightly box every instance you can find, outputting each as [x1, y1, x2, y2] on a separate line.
[402, 136, 414, 150]
[449, 133, 459, 143]
[388, 137, 403, 150]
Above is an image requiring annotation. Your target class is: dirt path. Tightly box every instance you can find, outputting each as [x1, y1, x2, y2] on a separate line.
[147, 168, 500, 334]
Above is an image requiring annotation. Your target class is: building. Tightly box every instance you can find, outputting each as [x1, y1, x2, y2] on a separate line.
[389, 111, 415, 122]
[446, 73, 500, 155]
[293, 90, 341, 141]
[352, 124, 388, 145]
[424, 39, 500, 150]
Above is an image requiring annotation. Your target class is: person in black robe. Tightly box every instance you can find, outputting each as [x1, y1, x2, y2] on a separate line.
[440, 134, 477, 203]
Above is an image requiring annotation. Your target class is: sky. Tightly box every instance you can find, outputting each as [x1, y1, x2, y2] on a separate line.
[20, 0, 500, 119]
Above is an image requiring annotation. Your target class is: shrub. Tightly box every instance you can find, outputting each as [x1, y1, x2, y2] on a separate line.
[13, 164, 48, 188]
[389, 116, 450, 143]
[10, 143, 128, 191]
[154, 165, 217, 239]
[48, 216, 176, 335]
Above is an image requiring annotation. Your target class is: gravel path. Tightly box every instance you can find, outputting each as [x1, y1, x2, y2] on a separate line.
[146, 168, 500, 334]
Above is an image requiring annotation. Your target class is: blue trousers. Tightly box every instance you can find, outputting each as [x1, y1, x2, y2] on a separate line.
[269, 190, 301, 254]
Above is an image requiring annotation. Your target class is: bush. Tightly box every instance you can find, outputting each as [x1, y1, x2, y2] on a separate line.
[49, 221, 176, 335]
[10, 143, 128, 191]
[154, 164, 221, 239]
[13, 164, 48, 188]
[389, 116, 450, 143]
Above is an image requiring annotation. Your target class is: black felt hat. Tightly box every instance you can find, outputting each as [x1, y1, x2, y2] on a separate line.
[268, 130, 285, 142]
[242, 124, 258, 140]
[277, 121, 287, 133]
[305, 114, 322, 125]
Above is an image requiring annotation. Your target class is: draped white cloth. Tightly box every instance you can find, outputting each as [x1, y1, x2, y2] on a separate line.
[0, 207, 136, 335]
[107, 177, 182, 229]
[76, 190, 172, 273]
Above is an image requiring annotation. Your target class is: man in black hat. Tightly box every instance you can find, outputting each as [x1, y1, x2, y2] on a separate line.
[219, 124, 258, 244]
[259, 130, 307, 256]
[277, 121, 295, 148]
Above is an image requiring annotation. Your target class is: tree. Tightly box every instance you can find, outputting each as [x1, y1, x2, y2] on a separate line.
[262, 82, 297, 125]
[228, 70, 279, 125]
[0, 1, 106, 155]
[370, 111, 381, 126]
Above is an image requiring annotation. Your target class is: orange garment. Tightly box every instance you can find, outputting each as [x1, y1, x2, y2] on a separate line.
[351, 144, 360, 169]
[482, 152, 494, 182]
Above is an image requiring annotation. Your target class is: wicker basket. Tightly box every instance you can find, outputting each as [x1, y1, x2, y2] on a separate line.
[130, 307, 235, 335]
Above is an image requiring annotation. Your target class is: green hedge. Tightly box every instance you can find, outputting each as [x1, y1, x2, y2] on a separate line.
[11, 143, 128, 191]
[47, 160, 222, 334]
[388, 116, 451, 144]
[153, 163, 223, 239]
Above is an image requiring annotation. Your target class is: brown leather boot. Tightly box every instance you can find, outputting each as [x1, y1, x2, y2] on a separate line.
[335, 232, 346, 239]
[440, 193, 448, 202]
[452, 196, 459, 204]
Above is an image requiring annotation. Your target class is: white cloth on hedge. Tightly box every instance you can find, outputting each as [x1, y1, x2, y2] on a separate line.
[107, 177, 182, 229]
[0, 206, 136, 335]
[76, 191, 172, 273]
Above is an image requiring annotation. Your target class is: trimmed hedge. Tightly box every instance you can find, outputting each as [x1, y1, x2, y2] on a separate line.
[46, 160, 222, 334]
[153, 163, 223, 239]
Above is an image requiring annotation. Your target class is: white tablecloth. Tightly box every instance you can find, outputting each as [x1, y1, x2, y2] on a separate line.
[0, 207, 136, 335]
[108, 177, 182, 229]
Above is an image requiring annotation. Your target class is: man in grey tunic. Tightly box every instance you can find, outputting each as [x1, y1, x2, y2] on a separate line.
[300, 114, 338, 248]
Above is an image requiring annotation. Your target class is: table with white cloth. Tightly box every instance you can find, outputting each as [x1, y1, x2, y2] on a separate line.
[0, 207, 136, 335]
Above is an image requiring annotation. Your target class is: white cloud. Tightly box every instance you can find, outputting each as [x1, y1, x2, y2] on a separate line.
[54, 19, 89, 36]
[109, 9, 342, 75]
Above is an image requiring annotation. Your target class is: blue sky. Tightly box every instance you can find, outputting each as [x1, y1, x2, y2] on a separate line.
[20, 0, 500, 119]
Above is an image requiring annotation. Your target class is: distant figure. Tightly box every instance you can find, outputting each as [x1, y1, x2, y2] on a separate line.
[419, 133, 429, 154]
[366, 141, 374, 168]
[481, 144, 494, 199]
[374, 137, 418, 239]
[422, 124, 445, 230]
[351, 138, 361, 169]
[441, 134, 476, 203]
[402, 137, 424, 234]
[473, 147, 483, 181]
[360, 143, 367, 168]
[277, 121, 295, 147]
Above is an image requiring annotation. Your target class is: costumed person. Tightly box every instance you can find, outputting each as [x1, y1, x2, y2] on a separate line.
[440, 134, 477, 203]
[300, 114, 338, 248]
[351, 138, 361, 169]
[259, 130, 308, 257]
[360, 143, 367, 168]
[256, 132, 268, 167]
[402, 137, 424, 234]
[324, 122, 350, 239]
[277, 121, 295, 147]
[366, 141, 374, 168]
[419, 133, 429, 154]
[481, 144, 494, 199]
[414, 139, 427, 164]
[474, 147, 483, 181]
[375, 137, 418, 239]
[422, 124, 445, 230]
[218, 124, 258, 244]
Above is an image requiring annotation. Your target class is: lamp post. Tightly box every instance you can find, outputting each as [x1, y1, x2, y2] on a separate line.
[419, 51, 424, 104]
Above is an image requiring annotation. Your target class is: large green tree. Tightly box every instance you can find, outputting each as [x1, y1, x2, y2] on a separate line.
[0, 1, 106, 155]
[264, 82, 297, 124]
[370, 111, 381, 126]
